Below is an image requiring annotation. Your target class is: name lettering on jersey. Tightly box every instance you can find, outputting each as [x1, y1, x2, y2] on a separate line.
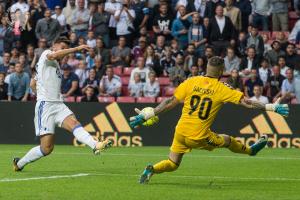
[193, 86, 215, 95]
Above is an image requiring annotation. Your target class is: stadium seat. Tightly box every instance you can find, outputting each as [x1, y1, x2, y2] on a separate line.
[259, 31, 271, 38]
[136, 97, 156, 103]
[158, 77, 171, 86]
[76, 96, 84, 102]
[113, 66, 123, 76]
[156, 97, 168, 103]
[122, 86, 129, 96]
[116, 96, 135, 103]
[271, 31, 289, 40]
[121, 76, 130, 85]
[123, 67, 134, 76]
[98, 96, 115, 103]
[164, 87, 175, 97]
[64, 96, 75, 102]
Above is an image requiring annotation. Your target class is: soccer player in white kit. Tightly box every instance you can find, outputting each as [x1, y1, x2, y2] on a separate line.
[13, 37, 112, 171]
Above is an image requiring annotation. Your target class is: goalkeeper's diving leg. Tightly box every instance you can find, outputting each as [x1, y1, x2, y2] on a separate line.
[139, 134, 268, 184]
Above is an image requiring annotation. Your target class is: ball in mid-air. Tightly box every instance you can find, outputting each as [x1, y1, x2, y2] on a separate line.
[141, 107, 159, 126]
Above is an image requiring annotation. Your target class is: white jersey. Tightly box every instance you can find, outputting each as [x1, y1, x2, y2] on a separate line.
[36, 50, 63, 102]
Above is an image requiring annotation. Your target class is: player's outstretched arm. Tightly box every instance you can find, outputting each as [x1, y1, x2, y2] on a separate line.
[129, 96, 180, 128]
[240, 97, 289, 117]
[47, 45, 90, 61]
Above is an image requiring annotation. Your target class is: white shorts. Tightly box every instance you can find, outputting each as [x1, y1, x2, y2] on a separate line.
[34, 101, 73, 136]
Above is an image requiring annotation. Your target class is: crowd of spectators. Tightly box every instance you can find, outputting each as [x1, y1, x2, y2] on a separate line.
[0, 0, 300, 104]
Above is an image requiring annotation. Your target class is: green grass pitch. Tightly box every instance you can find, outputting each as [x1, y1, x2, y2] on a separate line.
[0, 145, 300, 200]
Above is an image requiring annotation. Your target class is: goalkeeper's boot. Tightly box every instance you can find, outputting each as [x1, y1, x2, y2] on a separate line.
[139, 164, 154, 184]
[250, 135, 268, 156]
[13, 158, 23, 172]
[93, 139, 113, 155]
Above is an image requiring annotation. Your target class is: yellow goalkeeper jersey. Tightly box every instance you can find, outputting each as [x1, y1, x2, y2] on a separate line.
[174, 76, 244, 140]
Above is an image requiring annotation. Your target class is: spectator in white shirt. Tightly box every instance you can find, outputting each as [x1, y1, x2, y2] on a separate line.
[99, 67, 122, 97]
[130, 56, 150, 84]
[52, 5, 67, 35]
[258, 58, 271, 87]
[281, 69, 296, 102]
[11, 0, 29, 14]
[75, 60, 89, 89]
[114, 0, 135, 46]
[105, 0, 122, 40]
[249, 85, 269, 104]
[143, 71, 160, 97]
[278, 56, 289, 78]
[86, 30, 96, 48]
[128, 72, 144, 97]
[63, 0, 77, 26]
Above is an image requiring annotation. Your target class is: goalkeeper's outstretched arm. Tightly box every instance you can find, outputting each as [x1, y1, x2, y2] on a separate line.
[240, 97, 289, 117]
[154, 96, 180, 115]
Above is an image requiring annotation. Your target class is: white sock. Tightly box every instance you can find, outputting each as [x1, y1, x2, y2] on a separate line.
[17, 146, 45, 169]
[73, 125, 97, 149]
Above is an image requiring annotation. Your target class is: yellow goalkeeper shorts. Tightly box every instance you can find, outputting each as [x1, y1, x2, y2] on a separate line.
[170, 130, 226, 154]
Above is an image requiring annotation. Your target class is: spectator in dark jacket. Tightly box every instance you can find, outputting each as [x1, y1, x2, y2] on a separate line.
[207, 5, 236, 56]
[234, 0, 252, 32]
[0, 72, 8, 100]
[285, 43, 300, 70]
[264, 40, 285, 66]
[240, 46, 260, 76]
[81, 86, 99, 102]
[92, 3, 110, 47]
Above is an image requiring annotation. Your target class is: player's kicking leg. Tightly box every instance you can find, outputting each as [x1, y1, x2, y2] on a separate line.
[61, 115, 112, 154]
[140, 151, 184, 184]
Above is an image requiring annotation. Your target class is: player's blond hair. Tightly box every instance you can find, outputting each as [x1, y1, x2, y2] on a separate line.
[206, 56, 224, 78]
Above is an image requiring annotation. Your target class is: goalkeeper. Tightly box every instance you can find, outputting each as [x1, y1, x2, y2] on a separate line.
[129, 56, 289, 184]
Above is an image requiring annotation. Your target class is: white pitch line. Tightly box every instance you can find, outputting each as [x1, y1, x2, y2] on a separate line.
[91, 172, 300, 182]
[2, 151, 300, 161]
[0, 173, 89, 182]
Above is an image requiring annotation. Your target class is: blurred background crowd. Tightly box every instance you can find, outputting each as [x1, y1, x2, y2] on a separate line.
[0, 0, 299, 104]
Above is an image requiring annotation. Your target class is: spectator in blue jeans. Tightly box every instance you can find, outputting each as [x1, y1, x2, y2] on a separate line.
[251, 0, 271, 31]
[7, 62, 30, 101]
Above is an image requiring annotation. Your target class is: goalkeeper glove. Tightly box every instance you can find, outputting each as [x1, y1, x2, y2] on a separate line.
[129, 107, 155, 128]
[265, 98, 289, 117]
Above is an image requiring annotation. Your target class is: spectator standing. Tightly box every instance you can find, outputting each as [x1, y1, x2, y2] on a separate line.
[130, 57, 151, 84]
[244, 69, 263, 97]
[111, 36, 131, 67]
[105, 0, 122, 41]
[99, 67, 122, 97]
[11, 0, 29, 13]
[234, 0, 252, 32]
[92, 3, 110, 47]
[143, 71, 160, 97]
[271, 0, 288, 31]
[62, 0, 77, 26]
[264, 41, 285, 66]
[61, 64, 79, 98]
[251, 0, 271, 31]
[249, 85, 269, 104]
[81, 85, 98, 102]
[0, 72, 8, 100]
[72, 0, 90, 38]
[152, 3, 173, 41]
[224, 47, 240, 75]
[224, 0, 242, 31]
[128, 72, 144, 97]
[51, 5, 67, 36]
[7, 62, 30, 101]
[35, 9, 61, 45]
[188, 12, 207, 57]
[169, 52, 186, 86]
[227, 68, 244, 91]
[114, 0, 136, 45]
[267, 65, 285, 102]
[131, 0, 149, 31]
[207, 5, 236, 56]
